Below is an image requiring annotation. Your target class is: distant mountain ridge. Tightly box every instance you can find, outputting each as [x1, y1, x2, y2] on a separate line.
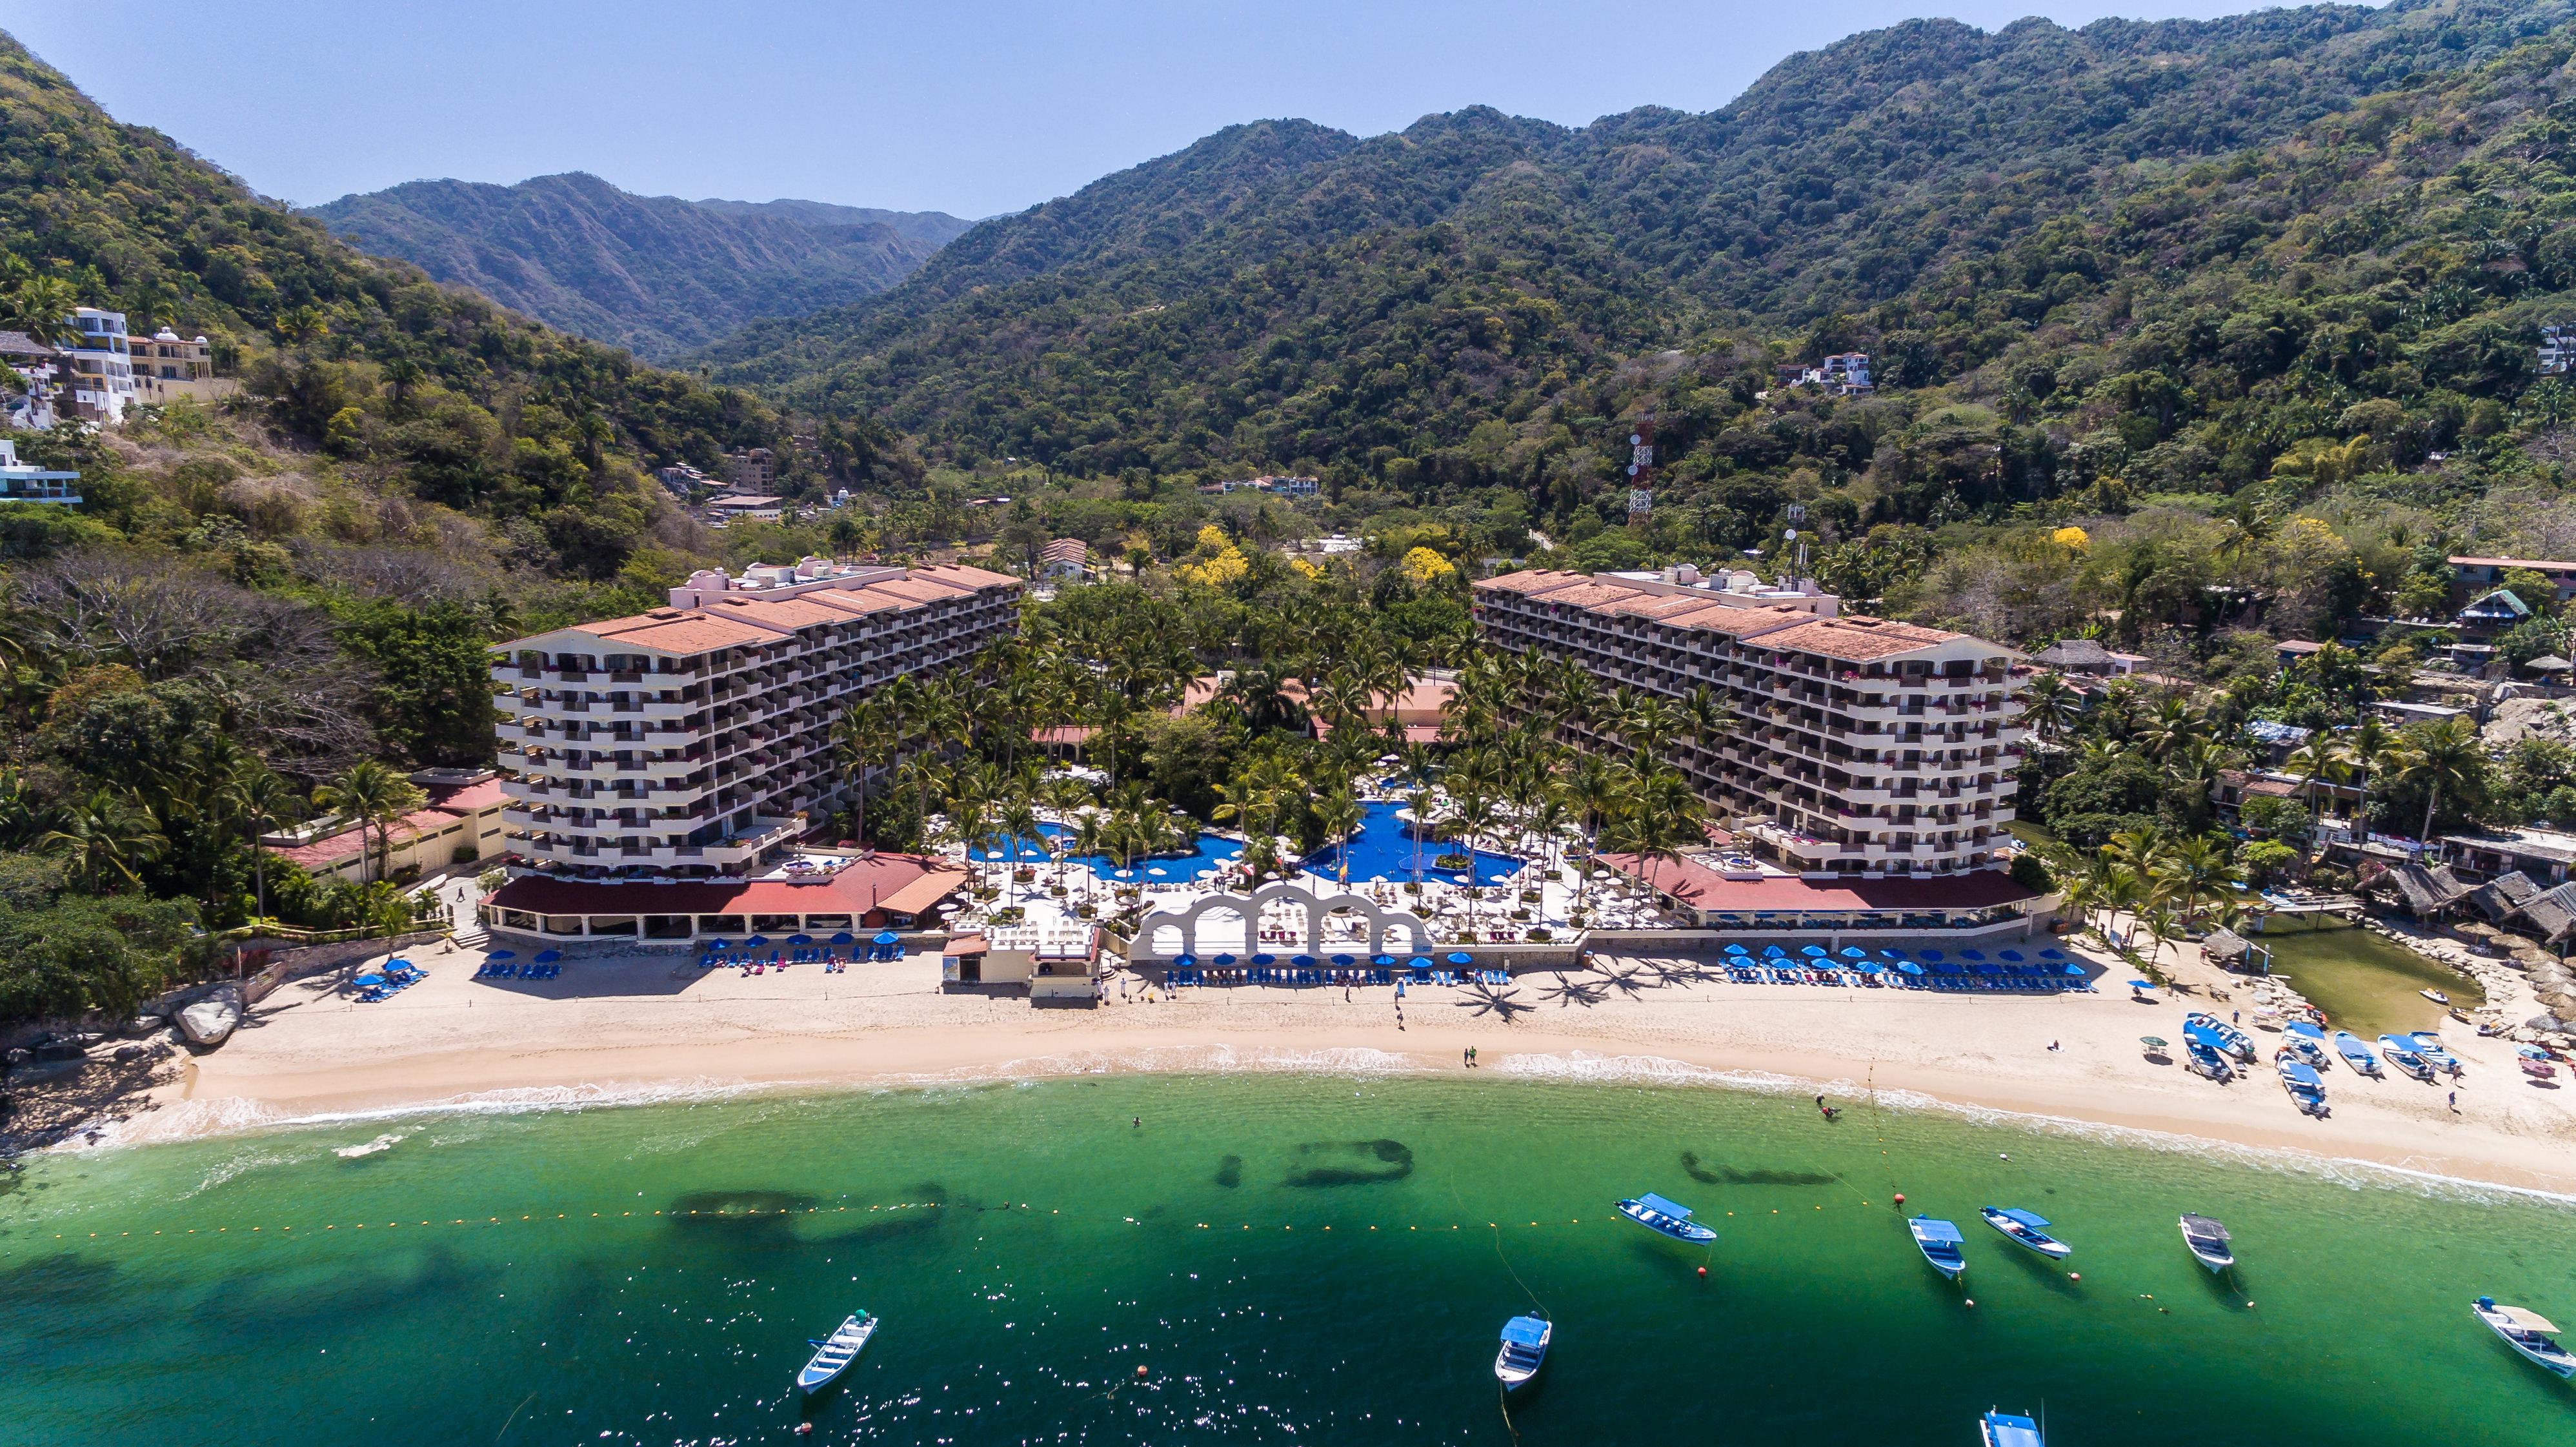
[307, 173, 969, 360]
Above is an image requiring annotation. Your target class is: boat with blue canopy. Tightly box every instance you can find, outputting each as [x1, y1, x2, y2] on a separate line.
[2279, 1058, 2329, 1116]
[2183, 1035, 2235, 1082]
[2475, 1297, 2576, 1379]
[1980, 1206, 2071, 1260]
[2183, 1011, 2255, 1062]
[796, 1310, 877, 1393]
[1980, 1408, 2046, 1446]
[1615, 1191, 1717, 1242]
[1909, 1215, 1967, 1280]
[2332, 1030, 2383, 1077]
[2280, 1020, 2330, 1069]
[1493, 1314, 1551, 1388]
[2405, 1031, 2462, 1074]
[2377, 1033, 2436, 1082]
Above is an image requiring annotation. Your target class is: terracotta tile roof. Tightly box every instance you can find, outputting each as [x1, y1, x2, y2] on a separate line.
[592, 614, 778, 656]
[1745, 616, 1964, 662]
[1604, 592, 1717, 619]
[703, 594, 863, 631]
[1535, 582, 1647, 609]
[267, 778, 509, 870]
[1660, 603, 1816, 636]
[867, 576, 972, 603]
[916, 562, 1023, 589]
[1596, 854, 2038, 913]
[803, 588, 905, 616]
[1473, 569, 1590, 595]
[485, 853, 966, 920]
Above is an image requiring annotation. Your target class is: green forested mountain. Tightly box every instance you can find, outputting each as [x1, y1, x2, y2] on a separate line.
[308, 174, 965, 360]
[699, 0, 2576, 483]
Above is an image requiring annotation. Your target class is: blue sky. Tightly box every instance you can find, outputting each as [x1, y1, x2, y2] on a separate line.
[12, 0, 2271, 218]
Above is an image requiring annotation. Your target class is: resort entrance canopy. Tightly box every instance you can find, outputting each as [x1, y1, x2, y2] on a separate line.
[1596, 853, 2042, 936]
[484, 853, 967, 944]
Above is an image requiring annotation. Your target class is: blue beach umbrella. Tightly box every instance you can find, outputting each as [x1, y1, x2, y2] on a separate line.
[385, 958, 412, 968]
[1724, 943, 1750, 956]
[534, 949, 561, 963]
[2038, 948, 2067, 960]
[1917, 949, 1946, 964]
[354, 973, 387, 987]
[1408, 956, 1434, 971]
[2128, 979, 2155, 990]
[789, 933, 813, 945]
[1800, 945, 1830, 959]
[1959, 949, 1987, 962]
[1763, 944, 1789, 960]
[1838, 947, 1869, 960]
[1897, 960, 1926, 976]
[1333, 953, 1356, 966]
[1214, 953, 1238, 965]
[1253, 953, 1277, 965]
[873, 931, 900, 945]
[1174, 954, 1196, 967]
[1998, 949, 2026, 962]
[744, 936, 769, 948]
[704, 939, 730, 951]
[830, 932, 855, 945]
[1446, 952, 1474, 965]
[1857, 960, 1884, 975]
[485, 949, 516, 961]
[1373, 954, 1396, 967]
[2064, 963, 2086, 976]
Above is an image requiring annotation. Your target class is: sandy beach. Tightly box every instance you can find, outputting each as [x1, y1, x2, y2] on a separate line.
[85, 929, 2576, 1199]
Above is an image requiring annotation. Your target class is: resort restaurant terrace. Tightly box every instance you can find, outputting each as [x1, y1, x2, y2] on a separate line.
[1595, 853, 2048, 943]
[482, 851, 968, 944]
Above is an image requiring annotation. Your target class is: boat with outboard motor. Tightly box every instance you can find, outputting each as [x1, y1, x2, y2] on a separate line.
[1980, 1408, 2046, 1446]
[1615, 1191, 1717, 1243]
[2475, 1297, 2576, 1378]
[2178, 1213, 2235, 1273]
[2422, 987, 2451, 1006]
[2377, 1033, 2436, 1082]
[2184, 1037, 2235, 1082]
[797, 1310, 877, 1393]
[2332, 1030, 2382, 1077]
[2279, 1058, 2329, 1116]
[1910, 1215, 1967, 1280]
[2281, 1019, 2330, 1069]
[1494, 1315, 1551, 1388]
[2405, 1031, 2462, 1075]
[1980, 1206, 2071, 1260]
[2183, 1011, 2255, 1062]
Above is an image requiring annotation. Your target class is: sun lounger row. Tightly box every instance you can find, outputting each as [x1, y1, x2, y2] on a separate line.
[1162, 966, 1514, 988]
[476, 962, 561, 980]
[356, 964, 428, 1001]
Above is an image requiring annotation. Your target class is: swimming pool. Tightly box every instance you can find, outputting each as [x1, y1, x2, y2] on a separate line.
[969, 821, 1245, 882]
[1300, 799, 1526, 887]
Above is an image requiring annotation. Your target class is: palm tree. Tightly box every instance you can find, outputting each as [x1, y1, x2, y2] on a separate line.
[2390, 717, 2486, 850]
[1313, 787, 1363, 887]
[1446, 790, 1502, 935]
[2153, 834, 2243, 932]
[2335, 715, 2397, 843]
[312, 761, 427, 886]
[2135, 696, 2199, 764]
[38, 789, 167, 893]
[2022, 673, 2082, 742]
[1071, 811, 1109, 911]
[223, 765, 302, 924]
[832, 695, 890, 845]
[998, 794, 1042, 906]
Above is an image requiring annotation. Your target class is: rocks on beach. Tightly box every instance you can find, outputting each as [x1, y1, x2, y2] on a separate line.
[176, 989, 243, 1048]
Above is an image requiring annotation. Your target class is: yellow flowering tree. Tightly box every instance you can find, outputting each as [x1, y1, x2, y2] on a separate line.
[2051, 525, 2089, 552]
[1400, 546, 1456, 585]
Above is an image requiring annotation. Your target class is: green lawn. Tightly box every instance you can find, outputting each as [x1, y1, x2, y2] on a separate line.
[2255, 916, 2485, 1037]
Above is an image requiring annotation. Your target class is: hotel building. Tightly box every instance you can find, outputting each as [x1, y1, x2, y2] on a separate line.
[1471, 567, 2032, 886]
[477, 558, 1018, 945]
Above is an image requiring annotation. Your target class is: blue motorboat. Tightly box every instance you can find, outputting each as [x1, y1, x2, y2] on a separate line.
[796, 1310, 877, 1393]
[1982, 1409, 2046, 1446]
[1494, 1314, 1551, 1388]
[2281, 1019, 2331, 1069]
[2279, 1058, 2329, 1117]
[2377, 1033, 2437, 1082]
[2184, 1036, 2235, 1083]
[2184, 1011, 2256, 1062]
[2475, 1297, 2576, 1379]
[1980, 1206, 2071, 1260]
[1910, 1215, 1967, 1280]
[2406, 1032, 2463, 1075]
[1615, 1191, 1717, 1242]
[2332, 1030, 2383, 1078]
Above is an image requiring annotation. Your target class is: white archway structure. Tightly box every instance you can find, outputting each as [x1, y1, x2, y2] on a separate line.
[1135, 882, 1435, 961]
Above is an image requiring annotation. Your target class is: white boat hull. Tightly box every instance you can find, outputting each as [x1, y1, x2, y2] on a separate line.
[798, 1312, 877, 1393]
[2477, 1304, 2576, 1379]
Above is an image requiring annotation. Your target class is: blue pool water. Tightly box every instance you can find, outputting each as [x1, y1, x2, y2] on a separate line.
[1302, 799, 1525, 887]
[971, 821, 1244, 881]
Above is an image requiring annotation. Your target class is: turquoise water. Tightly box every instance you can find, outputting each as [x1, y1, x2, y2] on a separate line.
[970, 822, 1244, 880]
[1303, 800, 1527, 887]
[4, 1075, 2573, 1444]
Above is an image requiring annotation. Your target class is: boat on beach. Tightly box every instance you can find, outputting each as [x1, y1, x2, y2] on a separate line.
[2474, 1297, 2576, 1379]
[2377, 1033, 2437, 1082]
[2184, 1037, 2235, 1082]
[1909, 1215, 1967, 1280]
[2332, 1031, 2383, 1077]
[2404, 1032, 2462, 1073]
[1980, 1206, 2071, 1260]
[1980, 1408, 2046, 1446]
[797, 1311, 877, 1393]
[1494, 1315, 1551, 1388]
[2279, 1058, 2330, 1116]
[1615, 1192, 1717, 1243]
[2178, 1213, 2235, 1273]
[2422, 988, 2451, 1006]
[2280, 1020, 2331, 1069]
[2183, 1011, 2256, 1062]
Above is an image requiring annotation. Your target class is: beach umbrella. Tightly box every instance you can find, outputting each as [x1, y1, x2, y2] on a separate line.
[1959, 949, 1987, 962]
[1214, 953, 1237, 965]
[2038, 948, 2067, 960]
[1897, 961, 1926, 976]
[2141, 1036, 2169, 1049]
[1723, 943, 1750, 956]
[2064, 963, 2086, 976]
[1998, 949, 2026, 962]
[1838, 947, 1869, 960]
[1763, 944, 1788, 959]
[485, 949, 517, 961]
[830, 932, 854, 945]
[1933, 961, 1962, 974]
[1174, 954, 1196, 967]
[385, 958, 412, 968]
[1408, 956, 1434, 971]
[1801, 945, 1830, 959]
[704, 939, 730, 950]
[1373, 954, 1396, 967]
[1293, 954, 1316, 967]
[1254, 953, 1277, 965]
[534, 949, 562, 963]
[1148, 867, 1169, 877]
[1857, 960, 1884, 974]
[873, 931, 900, 944]
[1333, 953, 1357, 966]
[744, 936, 769, 948]
[354, 973, 387, 987]
[1446, 951, 1474, 965]
[1917, 949, 1946, 963]
[787, 933, 812, 945]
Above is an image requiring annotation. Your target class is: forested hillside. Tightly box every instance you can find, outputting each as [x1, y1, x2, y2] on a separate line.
[309, 174, 965, 359]
[701, 0, 2576, 481]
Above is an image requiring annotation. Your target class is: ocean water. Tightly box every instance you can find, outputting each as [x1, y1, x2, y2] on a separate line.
[3, 1072, 2572, 1445]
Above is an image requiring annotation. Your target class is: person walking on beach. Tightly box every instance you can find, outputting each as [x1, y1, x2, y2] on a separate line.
[2448, 1089, 2459, 1113]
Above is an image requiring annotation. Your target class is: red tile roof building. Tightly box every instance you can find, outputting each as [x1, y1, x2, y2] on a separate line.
[483, 851, 967, 942]
[1471, 569, 2029, 881]
[265, 774, 510, 883]
[490, 558, 1020, 902]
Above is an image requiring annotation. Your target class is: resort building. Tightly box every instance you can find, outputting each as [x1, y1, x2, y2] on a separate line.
[483, 850, 970, 946]
[479, 558, 1020, 940]
[263, 770, 510, 885]
[0, 440, 79, 504]
[61, 307, 137, 424]
[1471, 568, 2031, 885]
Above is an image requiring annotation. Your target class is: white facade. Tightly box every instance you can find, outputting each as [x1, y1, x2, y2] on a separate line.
[0, 440, 79, 504]
[62, 308, 136, 424]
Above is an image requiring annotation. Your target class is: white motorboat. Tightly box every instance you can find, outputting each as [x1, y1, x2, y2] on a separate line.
[796, 1311, 877, 1393]
[1910, 1215, 1967, 1280]
[1980, 1206, 2071, 1260]
[2377, 1034, 2436, 1082]
[1615, 1192, 1717, 1243]
[2421, 988, 2451, 1006]
[2184, 1011, 2256, 1062]
[2178, 1213, 2234, 1273]
[2184, 1037, 2235, 1082]
[1981, 1408, 2046, 1446]
[2474, 1297, 2576, 1379]
[2279, 1058, 2329, 1117]
[2331, 1031, 2382, 1078]
[1493, 1315, 1551, 1388]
